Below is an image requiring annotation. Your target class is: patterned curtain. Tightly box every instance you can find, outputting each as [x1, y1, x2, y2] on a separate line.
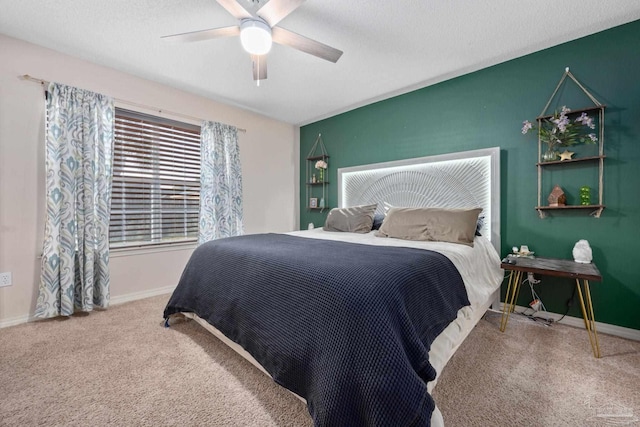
[36, 83, 114, 318]
[198, 121, 244, 244]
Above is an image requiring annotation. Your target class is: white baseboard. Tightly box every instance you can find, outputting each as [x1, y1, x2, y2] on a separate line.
[0, 313, 33, 329]
[493, 304, 640, 342]
[0, 285, 176, 329]
[109, 285, 176, 306]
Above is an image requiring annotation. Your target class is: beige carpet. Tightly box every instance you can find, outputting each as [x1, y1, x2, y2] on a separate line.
[0, 295, 638, 427]
[433, 311, 640, 426]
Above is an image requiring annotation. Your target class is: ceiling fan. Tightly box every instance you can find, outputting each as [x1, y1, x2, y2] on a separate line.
[162, 0, 343, 84]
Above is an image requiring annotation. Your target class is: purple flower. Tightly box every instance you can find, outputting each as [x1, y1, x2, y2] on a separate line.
[576, 112, 588, 123]
[555, 109, 571, 132]
[557, 118, 570, 132]
[575, 112, 596, 129]
[521, 106, 597, 147]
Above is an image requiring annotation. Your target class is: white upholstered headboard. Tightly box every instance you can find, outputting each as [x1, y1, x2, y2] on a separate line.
[337, 147, 501, 253]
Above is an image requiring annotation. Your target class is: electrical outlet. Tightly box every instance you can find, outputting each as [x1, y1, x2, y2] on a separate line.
[0, 272, 12, 287]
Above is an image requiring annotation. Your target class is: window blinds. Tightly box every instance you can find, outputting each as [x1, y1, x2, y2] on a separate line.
[110, 109, 201, 247]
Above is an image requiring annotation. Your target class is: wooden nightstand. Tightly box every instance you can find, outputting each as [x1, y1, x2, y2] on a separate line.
[499, 256, 603, 358]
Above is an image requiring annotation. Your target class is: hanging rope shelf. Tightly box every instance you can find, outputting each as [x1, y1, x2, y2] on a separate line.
[306, 134, 329, 212]
[535, 67, 605, 219]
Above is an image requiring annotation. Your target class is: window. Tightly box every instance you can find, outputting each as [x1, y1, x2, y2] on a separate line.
[110, 109, 201, 247]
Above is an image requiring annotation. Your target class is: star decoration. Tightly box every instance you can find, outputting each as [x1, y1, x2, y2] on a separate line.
[559, 150, 575, 161]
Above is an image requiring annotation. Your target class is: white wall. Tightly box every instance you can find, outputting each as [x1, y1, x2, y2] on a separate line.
[0, 34, 297, 325]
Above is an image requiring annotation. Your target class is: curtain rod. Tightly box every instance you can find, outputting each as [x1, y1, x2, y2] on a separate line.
[20, 74, 247, 133]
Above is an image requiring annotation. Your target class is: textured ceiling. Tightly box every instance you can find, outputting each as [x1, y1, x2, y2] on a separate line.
[1, 0, 639, 125]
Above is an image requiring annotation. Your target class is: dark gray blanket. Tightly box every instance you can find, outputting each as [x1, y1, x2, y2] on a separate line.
[164, 233, 469, 426]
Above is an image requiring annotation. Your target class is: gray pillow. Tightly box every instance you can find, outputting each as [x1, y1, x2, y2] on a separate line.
[376, 207, 482, 246]
[323, 204, 377, 233]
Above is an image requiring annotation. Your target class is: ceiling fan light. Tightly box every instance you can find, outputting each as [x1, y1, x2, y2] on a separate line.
[240, 19, 272, 55]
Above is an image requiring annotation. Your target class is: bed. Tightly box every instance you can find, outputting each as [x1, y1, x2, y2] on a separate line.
[164, 147, 503, 426]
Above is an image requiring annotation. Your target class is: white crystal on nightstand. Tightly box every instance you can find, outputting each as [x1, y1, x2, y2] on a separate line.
[572, 240, 593, 264]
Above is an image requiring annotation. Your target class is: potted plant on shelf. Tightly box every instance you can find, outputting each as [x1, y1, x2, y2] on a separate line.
[521, 106, 598, 162]
[315, 159, 328, 182]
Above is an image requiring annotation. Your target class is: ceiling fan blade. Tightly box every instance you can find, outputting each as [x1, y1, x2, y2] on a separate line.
[272, 27, 343, 63]
[215, 0, 252, 20]
[256, 0, 305, 27]
[161, 26, 240, 43]
[251, 54, 268, 81]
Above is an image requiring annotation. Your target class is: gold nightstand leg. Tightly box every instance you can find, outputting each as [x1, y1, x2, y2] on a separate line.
[513, 271, 522, 313]
[500, 271, 522, 332]
[576, 279, 601, 358]
[500, 272, 514, 332]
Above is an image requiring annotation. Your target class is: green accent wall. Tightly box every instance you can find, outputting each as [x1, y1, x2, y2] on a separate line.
[300, 20, 640, 331]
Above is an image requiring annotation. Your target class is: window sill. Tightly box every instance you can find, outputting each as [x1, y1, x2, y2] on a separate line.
[110, 240, 197, 257]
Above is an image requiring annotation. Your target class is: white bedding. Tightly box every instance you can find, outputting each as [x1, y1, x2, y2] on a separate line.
[289, 228, 502, 309]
